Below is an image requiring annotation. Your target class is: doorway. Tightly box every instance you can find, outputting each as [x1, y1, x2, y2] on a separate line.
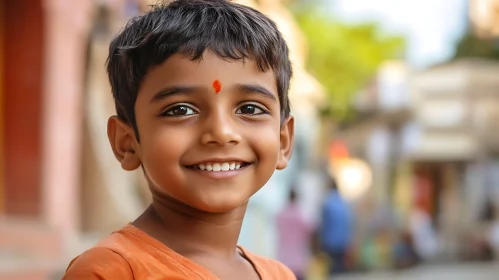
[2, 0, 44, 217]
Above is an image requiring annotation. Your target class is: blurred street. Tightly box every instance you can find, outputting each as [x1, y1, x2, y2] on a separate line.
[3, 0, 499, 279]
[333, 262, 499, 280]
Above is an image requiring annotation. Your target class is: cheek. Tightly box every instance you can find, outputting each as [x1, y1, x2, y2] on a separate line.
[247, 125, 281, 162]
[139, 127, 190, 178]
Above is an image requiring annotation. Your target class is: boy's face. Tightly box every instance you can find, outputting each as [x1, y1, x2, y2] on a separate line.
[108, 51, 294, 213]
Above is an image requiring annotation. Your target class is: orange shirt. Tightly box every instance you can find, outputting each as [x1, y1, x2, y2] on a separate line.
[63, 224, 296, 279]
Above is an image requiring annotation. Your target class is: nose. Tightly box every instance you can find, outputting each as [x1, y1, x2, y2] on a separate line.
[200, 110, 242, 146]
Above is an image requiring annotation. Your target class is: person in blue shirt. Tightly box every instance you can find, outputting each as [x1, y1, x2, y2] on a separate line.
[320, 176, 353, 275]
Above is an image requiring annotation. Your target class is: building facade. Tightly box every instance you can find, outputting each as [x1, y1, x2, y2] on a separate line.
[335, 58, 499, 266]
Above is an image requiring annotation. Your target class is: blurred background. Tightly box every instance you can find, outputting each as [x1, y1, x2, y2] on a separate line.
[2, 0, 499, 279]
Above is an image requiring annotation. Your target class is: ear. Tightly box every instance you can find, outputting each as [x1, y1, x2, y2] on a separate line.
[276, 116, 294, 170]
[107, 116, 141, 171]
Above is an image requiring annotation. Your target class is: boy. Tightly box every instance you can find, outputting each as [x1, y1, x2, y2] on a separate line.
[63, 0, 295, 279]
[276, 187, 313, 280]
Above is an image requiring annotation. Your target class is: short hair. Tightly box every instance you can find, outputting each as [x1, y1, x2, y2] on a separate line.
[107, 0, 292, 139]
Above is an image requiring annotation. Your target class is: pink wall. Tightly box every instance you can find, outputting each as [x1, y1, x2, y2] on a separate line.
[41, 0, 91, 240]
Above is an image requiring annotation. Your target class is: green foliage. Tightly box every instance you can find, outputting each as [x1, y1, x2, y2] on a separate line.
[290, 3, 405, 121]
[453, 32, 499, 60]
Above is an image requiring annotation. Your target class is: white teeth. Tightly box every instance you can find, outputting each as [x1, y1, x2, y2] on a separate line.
[197, 162, 244, 172]
[212, 163, 221, 171]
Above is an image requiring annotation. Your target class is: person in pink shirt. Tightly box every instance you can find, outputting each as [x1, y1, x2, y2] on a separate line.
[276, 187, 313, 280]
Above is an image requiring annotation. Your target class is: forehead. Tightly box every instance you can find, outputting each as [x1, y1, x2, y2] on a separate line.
[138, 51, 278, 99]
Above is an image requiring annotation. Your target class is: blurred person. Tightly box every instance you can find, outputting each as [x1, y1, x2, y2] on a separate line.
[408, 205, 439, 261]
[482, 199, 498, 260]
[276, 187, 313, 280]
[489, 212, 499, 260]
[393, 231, 419, 269]
[62, 0, 297, 279]
[320, 177, 354, 275]
[367, 202, 399, 268]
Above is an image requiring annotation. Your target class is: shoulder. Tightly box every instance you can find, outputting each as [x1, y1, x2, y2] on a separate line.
[63, 246, 133, 280]
[63, 224, 201, 279]
[63, 225, 140, 279]
[239, 247, 296, 280]
[257, 256, 297, 279]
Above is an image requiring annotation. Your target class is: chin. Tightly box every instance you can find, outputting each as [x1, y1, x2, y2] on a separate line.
[181, 184, 256, 213]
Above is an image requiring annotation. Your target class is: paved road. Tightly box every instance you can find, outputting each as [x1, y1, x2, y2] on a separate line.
[333, 262, 499, 280]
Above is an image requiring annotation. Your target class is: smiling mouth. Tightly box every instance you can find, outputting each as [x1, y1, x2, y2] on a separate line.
[186, 162, 251, 172]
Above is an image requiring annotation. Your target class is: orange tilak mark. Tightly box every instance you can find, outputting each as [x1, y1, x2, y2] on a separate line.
[212, 80, 222, 94]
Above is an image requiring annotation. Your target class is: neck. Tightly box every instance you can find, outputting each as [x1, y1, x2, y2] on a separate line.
[133, 197, 247, 260]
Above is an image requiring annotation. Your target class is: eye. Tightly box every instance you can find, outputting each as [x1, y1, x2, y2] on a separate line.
[162, 105, 197, 117]
[236, 104, 267, 115]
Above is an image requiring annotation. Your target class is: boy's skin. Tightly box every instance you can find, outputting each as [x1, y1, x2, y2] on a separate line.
[108, 51, 294, 279]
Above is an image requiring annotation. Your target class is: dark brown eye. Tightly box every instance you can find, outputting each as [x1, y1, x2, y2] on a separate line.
[236, 104, 265, 115]
[164, 105, 196, 116]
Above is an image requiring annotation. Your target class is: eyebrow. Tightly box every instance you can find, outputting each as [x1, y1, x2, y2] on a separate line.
[149, 84, 278, 103]
[150, 86, 199, 103]
[234, 84, 278, 103]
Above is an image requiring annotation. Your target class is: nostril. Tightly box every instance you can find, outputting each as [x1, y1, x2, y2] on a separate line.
[199, 119, 242, 145]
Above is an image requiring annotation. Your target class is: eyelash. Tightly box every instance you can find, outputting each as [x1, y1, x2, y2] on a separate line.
[236, 103, 269, 115]
[160, 104, 198, 117]
[160, 103, 269, 117]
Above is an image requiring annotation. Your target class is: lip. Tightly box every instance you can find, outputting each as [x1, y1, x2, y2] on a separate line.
[185, 163, 252, 180]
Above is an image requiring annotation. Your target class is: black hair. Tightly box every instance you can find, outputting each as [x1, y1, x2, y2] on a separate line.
[289, 187, 297, 203]
[107, 0, 292, 139]
[328, 175, 338, 191]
